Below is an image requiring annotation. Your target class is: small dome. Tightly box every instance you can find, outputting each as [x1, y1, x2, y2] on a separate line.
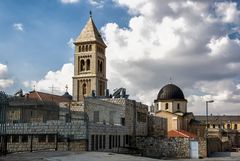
[156, 84, 185, 101]
[62, 92, 72, 100]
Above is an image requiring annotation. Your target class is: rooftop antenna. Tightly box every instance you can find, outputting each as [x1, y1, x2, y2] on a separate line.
[48, 84, 59, 95]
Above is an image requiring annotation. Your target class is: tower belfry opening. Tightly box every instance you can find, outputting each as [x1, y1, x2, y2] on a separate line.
[72, 13, 107, 101]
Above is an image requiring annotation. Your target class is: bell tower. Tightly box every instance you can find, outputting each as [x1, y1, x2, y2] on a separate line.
[72, 13, 107, 101]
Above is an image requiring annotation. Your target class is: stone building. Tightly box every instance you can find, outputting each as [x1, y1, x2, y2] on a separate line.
[72, 14, 107, 101]
[154, 83, 205, 137]
[6, 91, 71, 123]
[195, 115, 240, 148]
[0, 13, 168, 154]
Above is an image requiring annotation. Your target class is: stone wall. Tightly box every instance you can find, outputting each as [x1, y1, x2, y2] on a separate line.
[148, 115, 167, 137]
[102, 98, 148, 137]
[2, 120, 86, 140]
[136, 137, 190, 158]
[207, 137, 231, 155]
[198, 137, 207, 158]
[6, 136, 86, 153]
[0, 120, 87, 153]
[85, 98, 125, 125]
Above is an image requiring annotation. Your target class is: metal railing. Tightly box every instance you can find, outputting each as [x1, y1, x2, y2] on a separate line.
[0, 91, 8, 155]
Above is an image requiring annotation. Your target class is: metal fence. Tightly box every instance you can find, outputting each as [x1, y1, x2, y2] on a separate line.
[0, 91, 8, 155]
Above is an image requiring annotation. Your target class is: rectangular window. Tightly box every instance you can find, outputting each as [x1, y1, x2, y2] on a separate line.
[21, 135, 28, 143]
[115, 135, 117, 147]
[93, 111, 99, 123]
[12, 135, 19, 143]
[38, 135, 46, 142]
[112, 135, 115, 148]
[118, 135, 120, 147]
[7, 135, 11, 143]
[103, 135, 106, 149]
[125, 135, 129, 145]
[99, 135, 102, 149]
[121, 117, 125, 126]
[91, 135, 95, 151]
[109, 135, 112, 149]
[95, 135, 98, 150]
[48, 134, 55, 143]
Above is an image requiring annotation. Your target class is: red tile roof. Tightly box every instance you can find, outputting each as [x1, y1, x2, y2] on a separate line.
[168, 130, 197, 138]
[27, 91, 70, 104]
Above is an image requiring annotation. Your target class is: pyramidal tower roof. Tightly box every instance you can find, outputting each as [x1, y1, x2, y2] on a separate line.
[75, 13, 106, 47]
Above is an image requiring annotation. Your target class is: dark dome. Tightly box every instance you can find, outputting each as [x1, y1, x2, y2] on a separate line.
[156, 84, 185, 101]
[62, 92, 72, 100]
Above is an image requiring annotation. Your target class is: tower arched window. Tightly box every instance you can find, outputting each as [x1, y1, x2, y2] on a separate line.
[89, 45, 92, 51]
[177, 103, 180, 110]
[234, 124, 238, 130]
[98, 60, 100, 72]
[79, 46, 81, 52]
[227, 124, 231, 129]
[82, 46, 85, 52]
[80, 60, 85, 71]
[100, 61, 103, 72]
[86, 59, 90, 70]
[165, 103, 168, 110]
[82, 83, 87, 95]
[86, 45, 88, 52]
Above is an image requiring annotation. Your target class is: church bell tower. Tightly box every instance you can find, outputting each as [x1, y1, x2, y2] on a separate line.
[72, 13, 107, 101]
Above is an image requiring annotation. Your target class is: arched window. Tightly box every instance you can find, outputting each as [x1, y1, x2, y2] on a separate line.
[213, 124, 215, 128]
[86, 45, 88, 52]
[86, 59, 90, 70]
[227, 124, 231, 129]
[177, 103, 180, 110]
[165, 103, 168, 110]
[82, 83, 87, 95]
[100, 61, 103, 72]
[80, 60, 85, 71]
[79, 46, 81, 52]
[98, 60, 100, 72]
[82, 46, 85, 52]
[234, 124, 238, 130]
[89, 45, 92, 51]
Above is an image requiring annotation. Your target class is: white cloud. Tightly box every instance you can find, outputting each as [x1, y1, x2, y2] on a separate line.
[0, 64, 14, 89]
[13, 23, 24, 32]
[89, 0, 105, 8]
[101, 0, 240, 114]
[23, 63, 73, 95]
[67, 38, 75, 49]
[60, 0, 79, 4]
[215, 2, 240, 23]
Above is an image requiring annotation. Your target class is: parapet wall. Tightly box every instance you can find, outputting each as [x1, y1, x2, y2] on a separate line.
[1, 120, 86, 140]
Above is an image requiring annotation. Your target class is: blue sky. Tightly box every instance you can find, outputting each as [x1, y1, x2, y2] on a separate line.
[1, 0, 240, 114]
[0, 0, 129, 93]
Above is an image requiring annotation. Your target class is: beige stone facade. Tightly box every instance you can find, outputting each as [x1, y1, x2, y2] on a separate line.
[73, 16, 107, 101]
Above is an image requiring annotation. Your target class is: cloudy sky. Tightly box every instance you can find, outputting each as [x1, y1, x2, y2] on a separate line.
[1, 0, 240, 115]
